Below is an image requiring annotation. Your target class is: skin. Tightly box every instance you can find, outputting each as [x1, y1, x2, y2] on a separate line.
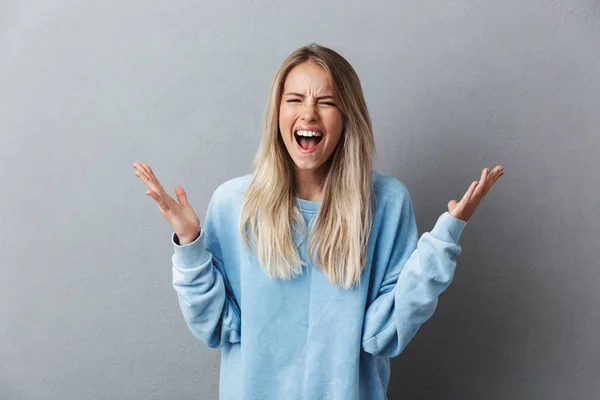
[447, 165, 504, 222]
[132, 162, 201, 243]
[134, 63, 505, 226]
[132, 162, 505, 238]
[276, 61, 505, 219]
[278, 61, 344, 202]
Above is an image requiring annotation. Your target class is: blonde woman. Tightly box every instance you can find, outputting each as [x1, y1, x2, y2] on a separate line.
[133, 43, 504, 400]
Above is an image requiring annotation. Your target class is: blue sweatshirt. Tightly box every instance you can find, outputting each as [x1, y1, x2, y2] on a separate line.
[171, 171, 467, 400]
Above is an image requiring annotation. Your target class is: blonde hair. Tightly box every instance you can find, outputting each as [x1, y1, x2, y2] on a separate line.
[239, 43, 376, 289]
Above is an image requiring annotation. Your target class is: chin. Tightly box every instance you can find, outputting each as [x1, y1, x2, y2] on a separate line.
[293, 162, 319, 171]
[294, 162, 325, 173]
[291, 158, 322, 171]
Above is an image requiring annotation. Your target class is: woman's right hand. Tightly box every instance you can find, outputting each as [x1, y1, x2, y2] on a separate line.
[133, 162, 201, 244]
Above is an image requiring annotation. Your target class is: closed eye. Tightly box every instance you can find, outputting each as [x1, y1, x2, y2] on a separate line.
[286, 100, 336, 106]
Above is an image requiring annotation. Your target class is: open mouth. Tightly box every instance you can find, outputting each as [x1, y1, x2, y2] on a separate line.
[294, 131, 323, 151]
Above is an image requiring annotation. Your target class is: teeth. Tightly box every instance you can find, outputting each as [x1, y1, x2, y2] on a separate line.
[295, 130, 323, 137]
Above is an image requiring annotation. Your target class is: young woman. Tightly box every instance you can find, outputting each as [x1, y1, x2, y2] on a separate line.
[133, 43, 503, 400]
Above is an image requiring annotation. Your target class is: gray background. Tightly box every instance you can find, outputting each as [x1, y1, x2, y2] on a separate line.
[1, 0, 599, 399]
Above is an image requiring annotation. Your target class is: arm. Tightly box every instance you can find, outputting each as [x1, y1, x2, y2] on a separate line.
[171, 188, 241, 348]
[361, 190, 466, 358]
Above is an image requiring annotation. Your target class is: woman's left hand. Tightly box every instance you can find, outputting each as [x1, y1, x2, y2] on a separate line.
[447, 166, 504, 222]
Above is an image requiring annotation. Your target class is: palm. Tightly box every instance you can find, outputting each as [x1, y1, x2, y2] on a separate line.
[447, 166, 504, 222]
[133, 162, 201, 241]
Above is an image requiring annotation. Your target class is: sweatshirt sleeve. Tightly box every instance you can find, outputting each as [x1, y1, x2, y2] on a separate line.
[361, 190, 467, 358]
[171, 188, 241, 348]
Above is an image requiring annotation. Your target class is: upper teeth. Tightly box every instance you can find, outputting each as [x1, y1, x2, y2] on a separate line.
[296, 130, 323, 137]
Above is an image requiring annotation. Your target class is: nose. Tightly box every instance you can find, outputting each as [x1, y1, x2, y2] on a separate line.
[302, 102, 318, 122]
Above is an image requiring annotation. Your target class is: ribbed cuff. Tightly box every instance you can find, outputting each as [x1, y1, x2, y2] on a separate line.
[430, 211, 467, 244]
[171, 229, 210, 269]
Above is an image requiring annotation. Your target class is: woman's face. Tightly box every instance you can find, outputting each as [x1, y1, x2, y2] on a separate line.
[279, 62, 344, 177]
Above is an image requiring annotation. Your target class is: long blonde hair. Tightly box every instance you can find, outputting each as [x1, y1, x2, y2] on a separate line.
[239, 43, 376, 289]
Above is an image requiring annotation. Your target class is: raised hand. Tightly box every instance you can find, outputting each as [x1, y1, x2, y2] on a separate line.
[447, 166, 504, 222]
[133, 162, 201, 244]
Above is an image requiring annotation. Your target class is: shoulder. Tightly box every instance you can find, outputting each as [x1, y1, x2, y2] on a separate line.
[208, 173, 253, 211]
[372, 170, 411, 211]
[214, 173, 253, 198]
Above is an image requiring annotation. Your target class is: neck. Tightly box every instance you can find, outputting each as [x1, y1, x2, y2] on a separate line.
[293, 167, 327, 202]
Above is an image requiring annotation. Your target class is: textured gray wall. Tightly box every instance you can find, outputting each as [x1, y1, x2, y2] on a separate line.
[1, 0, 599, 399]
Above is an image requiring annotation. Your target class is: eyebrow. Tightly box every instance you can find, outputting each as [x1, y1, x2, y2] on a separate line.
[285, 92, 335, 100]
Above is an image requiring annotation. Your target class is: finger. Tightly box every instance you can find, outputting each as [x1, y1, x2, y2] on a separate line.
[140, 163, 166, 192]
[143, 163, 160, 182]
[135, 169, 163, 196]
[133, 162, 145, 175]
[491, 170, 504, 184]
[147, 191, 169, 212]
[489, 166, 502, 181]
[480, 166, 504, 197]
[462, 180, 479, 202]
[487, 166, 504, 186]
[134, 167, 151, 182]
[472, 167, 490, 198]
[140, 163, 154, 179]
[481, 167, 489, 182]
[133, 161, 147, 173]
[133, 162, 151, 180]
[175, 186, 190, 207]
[144, 185, 169, 208]
[146, 189, 159, 201]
